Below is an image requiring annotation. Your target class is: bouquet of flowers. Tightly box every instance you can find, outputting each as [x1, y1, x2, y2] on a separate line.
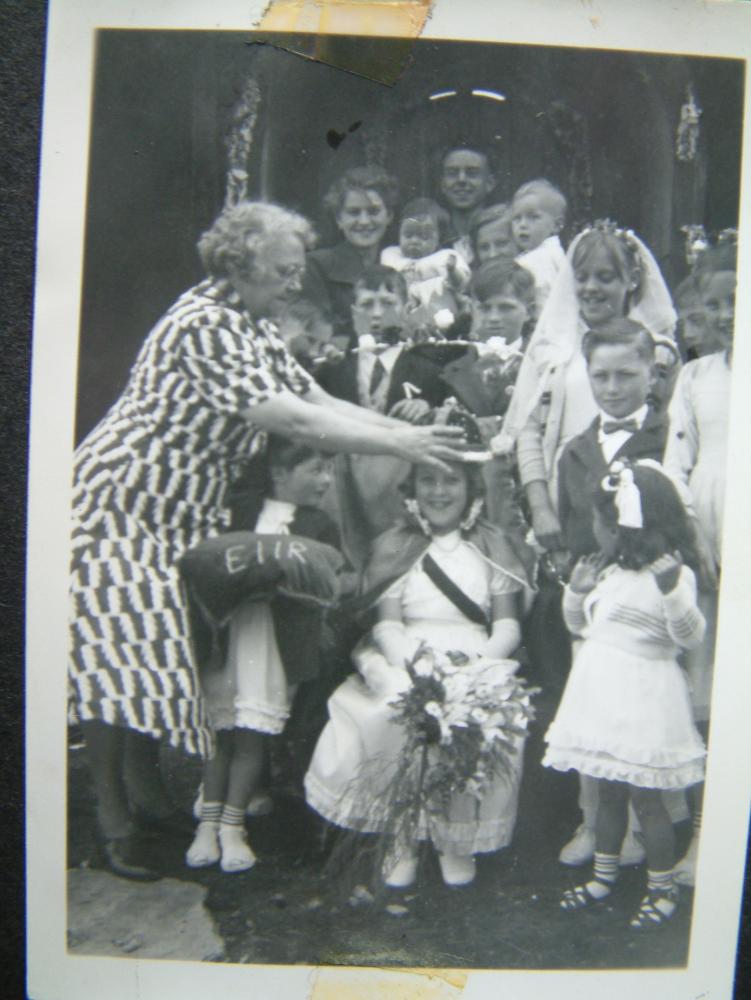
[380, 644, 537, 843]
[324, 642, 537, 889]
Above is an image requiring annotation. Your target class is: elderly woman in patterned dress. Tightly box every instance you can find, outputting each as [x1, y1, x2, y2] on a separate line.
[70, 201, 466, 880]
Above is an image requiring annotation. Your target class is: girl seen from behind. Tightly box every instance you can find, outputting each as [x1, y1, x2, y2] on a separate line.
[543, 461, 706, 928]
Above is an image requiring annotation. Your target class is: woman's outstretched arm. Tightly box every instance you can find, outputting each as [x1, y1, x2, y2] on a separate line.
[243, 389, 465, 470]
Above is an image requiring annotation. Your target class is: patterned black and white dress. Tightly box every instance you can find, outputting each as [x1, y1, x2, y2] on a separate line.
[69, 279, 313, 755]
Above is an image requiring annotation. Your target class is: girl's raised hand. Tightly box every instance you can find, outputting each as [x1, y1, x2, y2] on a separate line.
[649, 551, 683, 594]
[568, 553, 607, 594]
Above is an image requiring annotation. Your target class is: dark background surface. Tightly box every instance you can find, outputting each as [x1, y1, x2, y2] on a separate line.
[2, 0, 43, 997]
[75, 31, 743, 440]
[5, 6, 751, 997]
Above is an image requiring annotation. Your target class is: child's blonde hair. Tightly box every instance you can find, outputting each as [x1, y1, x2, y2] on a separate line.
[512, 179, 567, 226]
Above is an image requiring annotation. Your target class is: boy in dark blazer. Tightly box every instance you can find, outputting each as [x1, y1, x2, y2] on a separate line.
[315, 264, 464, 418]
[557, 319, 669, 560]
[554, 318, 672, 869]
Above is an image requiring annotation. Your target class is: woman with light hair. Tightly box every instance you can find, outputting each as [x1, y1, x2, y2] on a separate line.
[70, 200, 465, 881]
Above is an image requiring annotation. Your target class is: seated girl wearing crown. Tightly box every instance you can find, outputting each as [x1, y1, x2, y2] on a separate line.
[305, 411, 534, 889]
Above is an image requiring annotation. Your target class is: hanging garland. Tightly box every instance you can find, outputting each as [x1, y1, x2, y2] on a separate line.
[676, 85, 702, 163]
[544, 100, 594, 237]
[223, 76, 262, 209]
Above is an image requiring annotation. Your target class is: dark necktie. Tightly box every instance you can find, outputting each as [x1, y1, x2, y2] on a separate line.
[602, 418, 638, 434]
[369, 356, 387, 397]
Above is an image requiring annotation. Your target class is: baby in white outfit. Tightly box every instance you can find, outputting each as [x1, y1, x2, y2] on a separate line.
[381, 196, 471, 312]
[511, 178, 567, 312]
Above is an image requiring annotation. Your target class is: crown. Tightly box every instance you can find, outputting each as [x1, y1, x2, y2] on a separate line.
[581, 219, 642, 275]
[429, 398, 491, 462]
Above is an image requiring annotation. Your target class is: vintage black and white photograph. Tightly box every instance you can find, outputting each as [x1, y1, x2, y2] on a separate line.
[26, 2, 751, 998]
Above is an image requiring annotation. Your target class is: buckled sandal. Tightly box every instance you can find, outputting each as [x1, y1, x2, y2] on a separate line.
[560, 880, 612, 912]
[629, 888, 679, 930]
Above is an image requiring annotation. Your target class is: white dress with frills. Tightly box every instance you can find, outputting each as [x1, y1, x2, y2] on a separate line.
[543, 564, 706, 789]
[200, 499, 298, 735]
[304, 533, 526, 856]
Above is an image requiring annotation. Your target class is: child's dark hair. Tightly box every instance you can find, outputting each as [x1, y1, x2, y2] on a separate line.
[283, 298, 332, 329]
[354, 264, 408, 301]
[266, 434, 324, 474]
[401, 460, 485, 508]
[400, 197, 450, 244]
[471, 260, 537, 340]
[593, 462, 698, 572]
[582, 317, 655, 364]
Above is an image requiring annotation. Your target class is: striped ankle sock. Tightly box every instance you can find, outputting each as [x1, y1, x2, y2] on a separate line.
[647, 869, 675, 895]
[220, 804, 246, 828]
[693, 809, 702, 836]
[593, 852, 620, 886]
[200, 801, 222, 825]
[583, 852, 620, 900]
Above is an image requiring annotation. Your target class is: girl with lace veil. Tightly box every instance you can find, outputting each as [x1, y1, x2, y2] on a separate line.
[500, 220, 677, 554]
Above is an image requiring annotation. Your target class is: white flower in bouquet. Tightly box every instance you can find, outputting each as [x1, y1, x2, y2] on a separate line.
[412, 656, 435, 678]
[423, 699, 457, 745]
[442, 670, 473, 704]
[433, 308, 455, 332]
[358, 333, 377, 352]
[489, 430, 515, 457]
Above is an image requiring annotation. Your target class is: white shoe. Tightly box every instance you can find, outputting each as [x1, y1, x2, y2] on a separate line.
[219, 825, 257, 873]
[185, 821, 220, 868]
[619, 829, 647, 867]
[246, 792, 274, 817]
[382, 846, 419, 888]
[559, 824, 595, 866]
[438, 852, 476, 887]
[672, 834, 698, 887]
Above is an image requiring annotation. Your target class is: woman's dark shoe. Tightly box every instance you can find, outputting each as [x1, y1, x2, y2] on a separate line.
[102, 835, 161, 881]
[133, 806, 196, 839]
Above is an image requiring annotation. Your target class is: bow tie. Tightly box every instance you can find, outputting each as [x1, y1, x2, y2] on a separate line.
[602, 418, 638, 435]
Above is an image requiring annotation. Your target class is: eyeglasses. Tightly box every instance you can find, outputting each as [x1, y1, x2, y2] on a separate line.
[273, 263, 306, 282]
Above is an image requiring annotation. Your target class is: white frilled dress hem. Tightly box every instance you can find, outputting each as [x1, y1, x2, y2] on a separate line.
[303, 668, 524, 856]
[200, 499, 298, 735]
[304, 644, 525, 856]
[543, 636, 706, 790]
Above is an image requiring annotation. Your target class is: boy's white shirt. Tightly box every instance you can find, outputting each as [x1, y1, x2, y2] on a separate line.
[255, 498, 297, 533]
[597, 403, 648, 463]
[357, 343, 404, 412]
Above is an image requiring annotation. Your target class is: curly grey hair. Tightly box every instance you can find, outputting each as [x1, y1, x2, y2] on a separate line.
[197, 201, 317, 279]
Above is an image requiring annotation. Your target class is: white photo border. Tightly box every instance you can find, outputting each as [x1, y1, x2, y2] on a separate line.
[27, 1, 751, 997]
